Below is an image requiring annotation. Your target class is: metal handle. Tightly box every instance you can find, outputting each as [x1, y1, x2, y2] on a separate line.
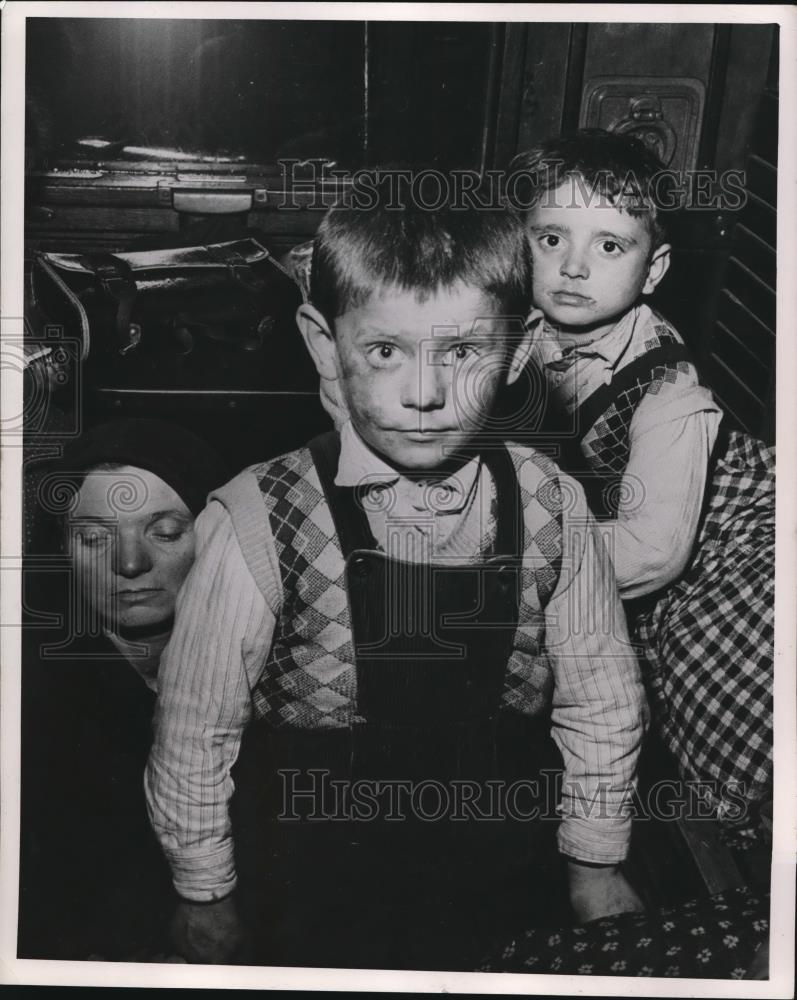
[172, 190, 254, 214]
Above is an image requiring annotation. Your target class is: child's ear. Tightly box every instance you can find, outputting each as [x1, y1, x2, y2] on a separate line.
[296, 304, 339, 381]
[642, 243, 671, 295]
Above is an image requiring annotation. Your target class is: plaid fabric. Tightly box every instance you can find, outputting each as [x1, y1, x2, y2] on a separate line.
[480, 885, 769, 978]
[635, 431, 775, 826]
[253, 444, 564, 726]
[582, 324, 696, 479]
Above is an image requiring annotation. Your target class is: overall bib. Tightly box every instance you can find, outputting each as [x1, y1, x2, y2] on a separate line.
[231, 434, 565, 970]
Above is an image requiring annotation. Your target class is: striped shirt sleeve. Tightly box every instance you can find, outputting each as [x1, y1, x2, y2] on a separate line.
[145, 499, 277, 902]
[542, 473, 649, 864]
[611, 386, 722, 599]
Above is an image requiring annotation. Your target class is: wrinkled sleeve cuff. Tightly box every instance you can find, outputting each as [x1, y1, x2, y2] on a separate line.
[165, 843, 238, 903]
[557, 815, 632, 865]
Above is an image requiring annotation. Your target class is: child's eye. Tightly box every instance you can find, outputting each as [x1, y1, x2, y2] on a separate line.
[367, 343, 400, 368]
[599, 240, 622, 254]
[451, 343, 477, 361]
[540, 234, 561, 249]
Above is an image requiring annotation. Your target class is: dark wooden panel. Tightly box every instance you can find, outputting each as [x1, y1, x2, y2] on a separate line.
[705, 352, 767, 433]
[583, 23, 715, 80]
[724, 257, 776, 331]
[745, 155, 777, 208]
[738, 193, 776, 250]
[750, 88, 779, 166]
[732, 225, 776, 290]
[716, 289, 775, 357]
[512, 24, 573, 158]
[710, 322, 771, 402]
[25, 206, 180, 233]
[714, 25, 775, 173]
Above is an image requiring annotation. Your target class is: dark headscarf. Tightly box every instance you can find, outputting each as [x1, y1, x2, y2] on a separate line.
[60, 418, 229, 517]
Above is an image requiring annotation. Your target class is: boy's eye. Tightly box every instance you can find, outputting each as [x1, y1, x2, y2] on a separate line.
[599, 240, 622, 254]
[451, 343, 477, 361]
[367, 343, 400, 367]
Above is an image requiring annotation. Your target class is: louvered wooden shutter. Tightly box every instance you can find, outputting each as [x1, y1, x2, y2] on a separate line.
[706, 87, 777, 443]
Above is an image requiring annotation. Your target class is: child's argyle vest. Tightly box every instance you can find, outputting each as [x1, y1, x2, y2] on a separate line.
[250, 444, 564, 730]
[578, 319, 697, 479]
[568, 317, 697, 518]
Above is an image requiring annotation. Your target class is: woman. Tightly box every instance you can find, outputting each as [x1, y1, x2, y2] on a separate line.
[18, 418, 228, 961]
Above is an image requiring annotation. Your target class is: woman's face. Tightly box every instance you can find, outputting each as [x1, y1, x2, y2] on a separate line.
[67, 465, 195, 633]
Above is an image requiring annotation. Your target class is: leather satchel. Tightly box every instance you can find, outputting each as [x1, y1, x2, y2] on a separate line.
[28, 238, 313, 392]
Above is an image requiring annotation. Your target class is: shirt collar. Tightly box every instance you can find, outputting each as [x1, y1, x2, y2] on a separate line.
[334, 420, 481, 513]
[531, 305, 641, 369]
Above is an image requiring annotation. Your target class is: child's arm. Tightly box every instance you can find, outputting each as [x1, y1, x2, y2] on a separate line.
[534, 469, 648, 919]
[145, 496, 278, 961]
[609, 386, 722, 599]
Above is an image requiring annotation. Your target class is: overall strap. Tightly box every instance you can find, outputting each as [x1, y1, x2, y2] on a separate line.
[574, 341, 694, 441]
[481, 444, 523, 559]
[307, 431, 377, 556]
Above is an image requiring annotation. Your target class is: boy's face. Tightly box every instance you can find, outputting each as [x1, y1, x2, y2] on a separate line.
[299, 282, 532, 473]
[527, 179, 670, 338]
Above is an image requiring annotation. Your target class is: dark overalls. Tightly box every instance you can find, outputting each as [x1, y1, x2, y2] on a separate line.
[231, 433, 566, 970]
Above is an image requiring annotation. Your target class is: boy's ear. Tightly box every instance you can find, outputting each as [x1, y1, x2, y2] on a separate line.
[642, 243, 671, 295]
[505, 317, 538, 387]
[296, 304, 339, 381]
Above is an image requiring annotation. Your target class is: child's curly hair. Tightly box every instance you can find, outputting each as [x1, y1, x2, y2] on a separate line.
[510, 129, 671, 247]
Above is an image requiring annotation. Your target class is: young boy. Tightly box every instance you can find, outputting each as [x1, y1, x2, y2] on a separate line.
[145, 195, 647, 968]
[515, 131, 774, 841]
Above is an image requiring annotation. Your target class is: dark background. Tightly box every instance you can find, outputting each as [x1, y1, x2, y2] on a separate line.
[24, 18, 778, 463]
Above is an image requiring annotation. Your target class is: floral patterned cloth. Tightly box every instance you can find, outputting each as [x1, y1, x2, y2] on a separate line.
[480, 886, 769, 978]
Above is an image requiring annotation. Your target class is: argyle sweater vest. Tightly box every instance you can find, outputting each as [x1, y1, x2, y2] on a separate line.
[576, 314, 698, 481]
[249, 444, 564, 730]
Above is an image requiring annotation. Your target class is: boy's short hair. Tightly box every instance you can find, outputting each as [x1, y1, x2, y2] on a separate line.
[511, 130, 670, 246]
[310, 178, 532, 322]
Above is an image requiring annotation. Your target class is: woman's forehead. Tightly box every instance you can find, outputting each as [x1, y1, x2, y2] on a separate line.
[70, 465, 191, 520]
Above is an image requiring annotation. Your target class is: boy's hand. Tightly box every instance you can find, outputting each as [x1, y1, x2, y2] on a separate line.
[567, 861, 644, 924]
[170, 894, 246, 964]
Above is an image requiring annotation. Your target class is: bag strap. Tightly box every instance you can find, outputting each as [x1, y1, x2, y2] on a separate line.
[92, 254, 139, 355]
[205, 243, 268, 293]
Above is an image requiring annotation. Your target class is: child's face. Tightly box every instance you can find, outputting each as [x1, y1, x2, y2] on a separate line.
[527, 179, 670, 337]
[299, 282, 532, 472]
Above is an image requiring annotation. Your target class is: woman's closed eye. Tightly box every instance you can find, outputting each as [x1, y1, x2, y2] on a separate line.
[148, 517, 192, 543]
